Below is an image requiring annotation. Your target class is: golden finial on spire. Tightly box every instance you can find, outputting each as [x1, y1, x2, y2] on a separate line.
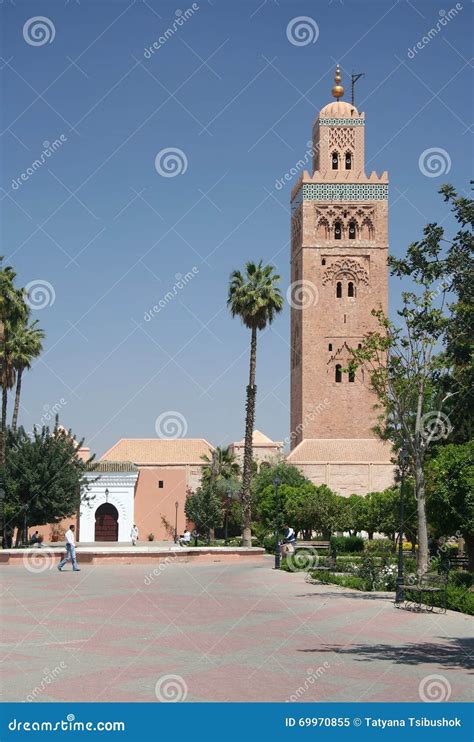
[332, 64, 344, 100]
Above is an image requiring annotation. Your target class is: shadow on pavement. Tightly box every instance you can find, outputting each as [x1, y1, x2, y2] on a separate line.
[297, 637, 474, 671]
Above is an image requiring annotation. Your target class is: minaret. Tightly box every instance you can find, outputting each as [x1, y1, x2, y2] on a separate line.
[289, 65, 389, 448]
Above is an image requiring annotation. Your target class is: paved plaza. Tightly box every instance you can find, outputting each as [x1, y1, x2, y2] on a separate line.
[1, 558, 472, 703]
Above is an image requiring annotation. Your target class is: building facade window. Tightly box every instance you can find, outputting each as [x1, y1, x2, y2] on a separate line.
[348, 222, 356, 239]
[348, 281, 355, 297]
[335, 364, 342, 383]
[334, 221, 342, 240]
[332, 151, 339, 170]
[348, 368, 355, 382]
[328, 343, 332, 351]
[345, 151, 352, 169]
[336, 281, 342, 298]
[158, 481, 164, 488]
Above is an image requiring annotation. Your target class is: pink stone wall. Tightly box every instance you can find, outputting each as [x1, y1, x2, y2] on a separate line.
[133, 466, 190, 542]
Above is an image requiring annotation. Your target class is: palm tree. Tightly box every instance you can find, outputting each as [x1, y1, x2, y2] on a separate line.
[10, 319, 44, 432]
[0, 259, 27, 462]
[201, 446, 240, 487]
[227, 260, 283, 547]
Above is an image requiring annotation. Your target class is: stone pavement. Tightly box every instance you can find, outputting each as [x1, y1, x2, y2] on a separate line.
[0, 557, 472, 703]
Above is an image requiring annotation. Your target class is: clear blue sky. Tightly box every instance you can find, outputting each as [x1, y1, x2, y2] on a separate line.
[1, 0, 472, 457]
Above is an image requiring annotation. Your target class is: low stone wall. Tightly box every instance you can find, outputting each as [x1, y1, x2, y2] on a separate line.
[1, 546, 266, 566]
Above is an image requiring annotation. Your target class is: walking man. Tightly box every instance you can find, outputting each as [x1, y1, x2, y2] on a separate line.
[57, 524, 80, 572]
[130, 524, 139, 546]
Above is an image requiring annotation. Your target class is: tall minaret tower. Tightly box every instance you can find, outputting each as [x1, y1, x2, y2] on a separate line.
[289, 66, 389, 450]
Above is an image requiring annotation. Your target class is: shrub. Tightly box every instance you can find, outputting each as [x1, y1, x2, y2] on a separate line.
[311, 571, 367, 591]
[330, 536, 364, 553]
[50, 525, 65, 543]
[148, 533, 155, 541]
[404, 584, 474, 615]
[365, 539, 394, 555]
[263, 534, 278, 554]
[450, 571, 473, 589]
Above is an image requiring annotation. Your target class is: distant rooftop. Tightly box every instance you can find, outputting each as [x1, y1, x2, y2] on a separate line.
[101, 438, 214, 466]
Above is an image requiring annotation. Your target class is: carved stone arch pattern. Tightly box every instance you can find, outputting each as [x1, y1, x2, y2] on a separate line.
[322, 258, 369, 287]
[315, 205, 375, 242]
[329, 127, 355, 153]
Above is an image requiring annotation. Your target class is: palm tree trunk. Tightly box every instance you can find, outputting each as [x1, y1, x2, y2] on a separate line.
[241, 327, 257, 548]
[415, 456, 428, 575]
[11, 367, 22, 433]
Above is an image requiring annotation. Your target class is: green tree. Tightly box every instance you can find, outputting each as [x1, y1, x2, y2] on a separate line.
[184, 485, 223, 544]
[427, 441, 474, 570]
[4, 422, 95, 544]
[10, 319, 44, 432]
[350, 186, 473, 573]
[340, 494, 368, 536]
[285, 484, 341, 540]
[227, 261, 283, 546]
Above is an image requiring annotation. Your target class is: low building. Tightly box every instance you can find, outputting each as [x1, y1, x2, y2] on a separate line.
[229, 430, 283, 471]
[286, 438, 395, 497]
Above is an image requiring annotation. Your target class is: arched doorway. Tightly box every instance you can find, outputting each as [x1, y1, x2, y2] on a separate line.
[94, 503, 119, 542]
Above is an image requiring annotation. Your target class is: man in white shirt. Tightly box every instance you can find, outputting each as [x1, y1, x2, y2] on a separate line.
[179, 529, 191, 547]
[130, 524, 139, 546]
[57, 524, 80, 572]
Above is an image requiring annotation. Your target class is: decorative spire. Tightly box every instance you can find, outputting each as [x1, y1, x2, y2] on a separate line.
[332, 64, 344, 100]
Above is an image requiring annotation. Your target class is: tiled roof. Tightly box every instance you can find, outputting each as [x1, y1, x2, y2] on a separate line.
[287, 439, 394, 464]
[101, 439, 214, 466]
[234, 430, 283, 447]
[88, 460, 138, 473]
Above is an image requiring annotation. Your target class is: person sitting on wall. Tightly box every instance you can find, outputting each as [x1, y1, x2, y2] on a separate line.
[179, 529, 191, 547]
[29, 531, 41, 547]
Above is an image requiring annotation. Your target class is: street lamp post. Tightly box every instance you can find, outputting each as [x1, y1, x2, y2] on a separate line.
[174, 500, 179, 543]
[224, 491, 231, 546]
[274, 476, 280, 570]
[24, 503, 29, 546]
[395, 447, 408, 604]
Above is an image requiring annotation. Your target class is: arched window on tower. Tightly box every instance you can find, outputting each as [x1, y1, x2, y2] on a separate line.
[345, 151, 352, 170]
[348, 222, 356, 240]
[331, 151, 339, 170]
[348, 282, 355, 297]
[334, 221, 342, 240]
[335, 364, 342, 383]
[348, 366, 355, 382]
[336, 282, 342, 298]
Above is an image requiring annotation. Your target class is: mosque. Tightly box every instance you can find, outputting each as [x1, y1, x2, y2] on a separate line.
[36, 67, 395, 543]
